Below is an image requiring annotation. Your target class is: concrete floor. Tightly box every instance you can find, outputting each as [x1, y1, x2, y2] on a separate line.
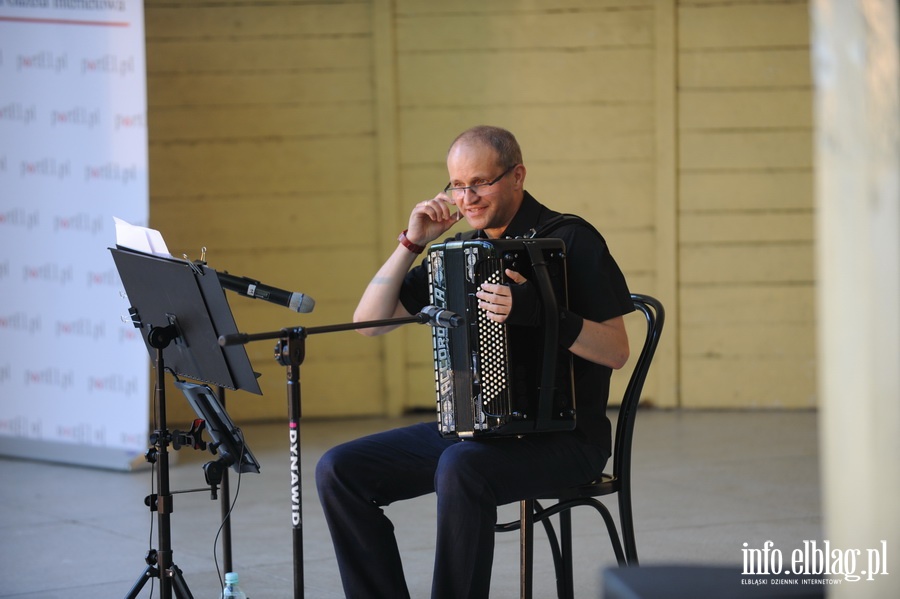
[0, 409, 822, 598]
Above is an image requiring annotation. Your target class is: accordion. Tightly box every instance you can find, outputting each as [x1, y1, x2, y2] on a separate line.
[427, 238, 576, 438]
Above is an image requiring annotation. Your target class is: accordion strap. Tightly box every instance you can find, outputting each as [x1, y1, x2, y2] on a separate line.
[527, 213, 602, 239]
[522, 241, 561, 430]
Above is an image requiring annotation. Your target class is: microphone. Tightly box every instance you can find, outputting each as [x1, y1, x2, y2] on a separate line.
[216, 271, 315, 313]
[419, 305, 463, 328]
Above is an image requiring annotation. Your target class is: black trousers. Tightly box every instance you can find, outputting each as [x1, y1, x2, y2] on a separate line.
[315, 421, 608, 599]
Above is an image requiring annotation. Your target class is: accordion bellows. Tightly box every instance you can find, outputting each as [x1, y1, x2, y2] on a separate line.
[427, 238, 576, 438]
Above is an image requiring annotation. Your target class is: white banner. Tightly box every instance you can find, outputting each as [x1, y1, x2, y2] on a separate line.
[0, 0, 150, 469]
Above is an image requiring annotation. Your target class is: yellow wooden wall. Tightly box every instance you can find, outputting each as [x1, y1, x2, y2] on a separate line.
[144, 0, 385, 423]
[677, 0, 816, 408]
[144, 0, 815, 423]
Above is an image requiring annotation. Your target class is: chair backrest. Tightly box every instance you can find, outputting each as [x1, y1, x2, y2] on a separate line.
[611, 294, 665, 481]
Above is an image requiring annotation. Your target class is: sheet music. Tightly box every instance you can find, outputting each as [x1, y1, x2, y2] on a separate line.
[113, 217, 173, 257]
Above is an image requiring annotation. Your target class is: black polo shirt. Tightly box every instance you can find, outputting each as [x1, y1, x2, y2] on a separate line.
[399, 192, 633, 455]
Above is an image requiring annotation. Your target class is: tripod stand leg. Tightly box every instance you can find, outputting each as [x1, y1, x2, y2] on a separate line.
[124, 562, 194, 599]
[126, 343, 197, 599]
[170, 564, 195, 599]
[125, 564, 158, 599]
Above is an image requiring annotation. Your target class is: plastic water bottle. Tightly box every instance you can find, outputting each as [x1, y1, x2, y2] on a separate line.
[221, 572, 247, 599]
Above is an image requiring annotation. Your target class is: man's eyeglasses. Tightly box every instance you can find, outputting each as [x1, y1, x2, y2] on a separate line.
[443, 165, 516, 201]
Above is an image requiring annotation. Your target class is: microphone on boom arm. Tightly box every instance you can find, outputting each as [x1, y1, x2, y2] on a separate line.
[216, 271, 315, 314]
[418, 305, 464, 328]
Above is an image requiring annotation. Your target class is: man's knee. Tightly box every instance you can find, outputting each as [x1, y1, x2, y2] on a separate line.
[316, 444, 348, 493]
[434, 443, 490, 496]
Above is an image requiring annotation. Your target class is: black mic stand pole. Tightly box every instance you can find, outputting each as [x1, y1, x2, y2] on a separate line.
[220, 312, 435, 599]
[217, 385, 234, 575]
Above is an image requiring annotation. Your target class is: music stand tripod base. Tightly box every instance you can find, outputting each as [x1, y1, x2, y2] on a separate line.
[126, 553, 193, 599]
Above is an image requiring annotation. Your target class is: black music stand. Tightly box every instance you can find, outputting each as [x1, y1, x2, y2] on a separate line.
[110, 247, 262, 599]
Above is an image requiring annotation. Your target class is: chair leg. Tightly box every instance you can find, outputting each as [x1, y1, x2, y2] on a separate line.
[519, 498, 534, 599]
[535, 505, 565, 598]
[618, 488, 639, 565]
[558, 508, 575, 599]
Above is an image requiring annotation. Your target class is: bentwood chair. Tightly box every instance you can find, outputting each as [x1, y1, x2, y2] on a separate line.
[495, 293, 665, 599]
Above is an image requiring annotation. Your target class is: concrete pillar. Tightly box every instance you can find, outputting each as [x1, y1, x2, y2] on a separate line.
[811, 0, 899, 596]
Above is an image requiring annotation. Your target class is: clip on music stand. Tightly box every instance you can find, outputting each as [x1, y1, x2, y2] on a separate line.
[175, 380, 261, 478]
[110, 246, 261, 599]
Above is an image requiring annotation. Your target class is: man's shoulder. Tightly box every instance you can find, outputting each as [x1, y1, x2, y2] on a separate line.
[534, 213, 607, 248]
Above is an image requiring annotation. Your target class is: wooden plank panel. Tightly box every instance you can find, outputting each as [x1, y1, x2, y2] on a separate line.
[152, 192, 377, 250]
[238, 314, 377, 367]
[197, 263, 363, 315]
[149, 137, 375, 196]
[680, 284, 816, 325]
[601, 229, 655, 278]
[150, 246, 380, 304]
[680, 171, 813, 212]
[211, 251, 376, 307]
[607, 302, 671, 408]
[680, 130, 813, 171]
[146, 2, 370, 39]
[399, 105, 654, 165]
[396, 6, 653, 51]
[397, 152, 655, 228]
[404, 325, 433, 367]
[621, 273, 656, 298]
[681, 356, 817, 408]
[653, 0, 679, 409]
[150, 104, 373, 141]
[247, 356, 388, 420]
[137, 244, 377, 320]
[397, 49, 654, 106]
[681, 322, 813, 357]
[680, 244, 814, 284]
[165, 347, 386, 422]
[405, 363, 437, 410]
[148, 71, 371, 108]
[149, 38, 373, 73]
[680, 212, 814, 245]
[680, 90, 813, 129]
[522, 162, 655, 228]
[396, 0, 652, 14]
[679, 49, 812, 89]
[679, 1, 810, 50]
[524, 181, 655, 232]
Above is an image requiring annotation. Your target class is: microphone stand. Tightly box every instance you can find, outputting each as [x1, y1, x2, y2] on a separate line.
[217, 385, 233, 576]
[218, 311, 449, 599]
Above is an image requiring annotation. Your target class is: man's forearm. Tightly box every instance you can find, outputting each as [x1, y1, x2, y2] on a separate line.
[353, 244, 419, 336]
[567, 316, 630, 369]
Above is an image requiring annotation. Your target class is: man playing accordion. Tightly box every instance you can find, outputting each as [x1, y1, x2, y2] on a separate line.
[316, 125, 634, 599]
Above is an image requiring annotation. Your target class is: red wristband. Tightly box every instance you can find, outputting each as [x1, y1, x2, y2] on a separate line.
[398, 229, 425, 254]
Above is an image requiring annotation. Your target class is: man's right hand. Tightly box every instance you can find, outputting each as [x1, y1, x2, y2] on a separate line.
[405, 192, 461, 246]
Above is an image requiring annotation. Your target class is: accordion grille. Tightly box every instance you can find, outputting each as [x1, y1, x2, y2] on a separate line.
[476, 265, 509, 415]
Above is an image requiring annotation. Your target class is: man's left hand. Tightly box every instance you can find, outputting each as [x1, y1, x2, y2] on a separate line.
[476, 269, 539, 325]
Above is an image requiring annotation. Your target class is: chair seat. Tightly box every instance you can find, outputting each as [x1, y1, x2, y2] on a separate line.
[536, 474, 619, 501]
